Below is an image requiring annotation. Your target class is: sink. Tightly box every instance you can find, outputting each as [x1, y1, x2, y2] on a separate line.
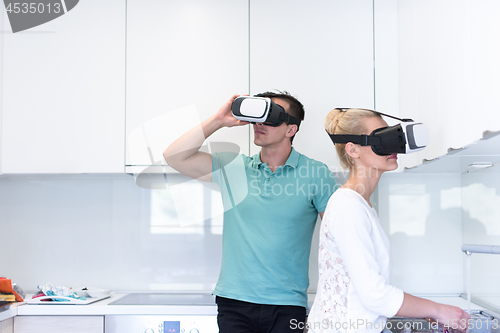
[387, 311, 500, 333]
[386, 317, 430, 333]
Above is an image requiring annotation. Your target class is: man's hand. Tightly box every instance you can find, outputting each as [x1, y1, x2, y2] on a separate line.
[213, 94, 249, 129]
[163, 94, 249, 182]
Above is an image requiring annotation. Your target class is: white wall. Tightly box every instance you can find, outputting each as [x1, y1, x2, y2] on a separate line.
[376, 166, 500, 306]
[0, 174, 224, 293]
[379, 0, 500, 305]
[4, 170, 497, 299]
[0, 173, 350, 294]
[377, 172, 464, 294]
[374, 0, 400, 115]
[1, 172, 468, 296]
[0, 173, 352, 294]
[2, 0, 500, 301]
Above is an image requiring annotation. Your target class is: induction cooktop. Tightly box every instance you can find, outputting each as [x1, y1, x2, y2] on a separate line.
[109, 293, 215, 306]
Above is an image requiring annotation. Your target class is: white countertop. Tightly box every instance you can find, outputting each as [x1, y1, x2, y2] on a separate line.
[1, 294, 498, 321]
[0, 303, 22, 322]
[16, 293, 218, 316]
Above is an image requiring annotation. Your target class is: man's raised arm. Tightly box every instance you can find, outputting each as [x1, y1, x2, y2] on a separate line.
[163, 94, 248, 182]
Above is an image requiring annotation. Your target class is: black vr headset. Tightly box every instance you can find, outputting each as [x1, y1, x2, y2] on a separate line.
[327, 108, 429, 156]
[231, 96, 302, 129]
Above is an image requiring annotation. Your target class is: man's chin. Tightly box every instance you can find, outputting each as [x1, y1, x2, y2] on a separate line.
[253, 138, 266, 147]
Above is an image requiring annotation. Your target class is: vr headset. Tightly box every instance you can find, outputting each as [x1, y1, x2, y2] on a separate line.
[327, 109, 429, 156]
[231, 96, 301, 129]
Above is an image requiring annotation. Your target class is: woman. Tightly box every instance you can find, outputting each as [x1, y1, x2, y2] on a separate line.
[307, 109, 470, 333]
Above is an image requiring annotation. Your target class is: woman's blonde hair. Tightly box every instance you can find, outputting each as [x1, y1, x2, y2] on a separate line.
[325, 108, 382, 169]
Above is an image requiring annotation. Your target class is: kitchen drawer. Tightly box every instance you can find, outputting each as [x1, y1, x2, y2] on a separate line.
[14, 316, 103, 333]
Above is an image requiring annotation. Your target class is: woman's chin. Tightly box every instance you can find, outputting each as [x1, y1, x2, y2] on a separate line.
[388, 161, 399, 171]
[379, 160, 398, 172]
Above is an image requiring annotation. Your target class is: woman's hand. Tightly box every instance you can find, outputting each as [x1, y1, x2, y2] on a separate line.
[397, 294, 471, 333]
[433, 304, 471, 333]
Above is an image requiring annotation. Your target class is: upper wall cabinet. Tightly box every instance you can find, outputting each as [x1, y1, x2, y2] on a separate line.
[404, 131, 500, 174]
[126, 0, 249, 171]
[395, 0, 500, 168]
[0, 0, 126, 173]
[249, 0, 375, 169]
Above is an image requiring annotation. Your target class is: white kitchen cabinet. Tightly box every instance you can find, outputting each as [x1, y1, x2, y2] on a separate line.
[14, 316, 103, 333]
[394, 0, 500, 168]
[0, 0, 126, 173]
[126, 0, 249, 171]
[249, 0, 375, 170]
[1, 317, 14, 333]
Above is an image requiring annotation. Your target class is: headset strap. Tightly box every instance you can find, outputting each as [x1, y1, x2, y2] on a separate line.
[337, 108, 414, 122]
[328, 133, 382, 146]
[282, 112, 301, 128]
[375, 111, 413, 123]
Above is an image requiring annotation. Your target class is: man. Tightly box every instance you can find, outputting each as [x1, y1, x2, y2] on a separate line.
[163, 91, 336, 333]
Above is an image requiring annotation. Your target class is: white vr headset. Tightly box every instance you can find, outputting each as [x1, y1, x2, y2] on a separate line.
[231, 96, 301, 128]
[328, 109, 430, 155]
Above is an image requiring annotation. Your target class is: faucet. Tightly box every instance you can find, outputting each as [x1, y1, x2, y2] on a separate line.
[461, 244, 500, 255]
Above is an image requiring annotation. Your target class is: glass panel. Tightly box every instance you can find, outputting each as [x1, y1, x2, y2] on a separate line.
[462, 167, 500, 313]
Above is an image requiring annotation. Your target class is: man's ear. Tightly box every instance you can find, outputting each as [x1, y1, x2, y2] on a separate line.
[345, 142, 360, 160]
[285, 124, 298, 138]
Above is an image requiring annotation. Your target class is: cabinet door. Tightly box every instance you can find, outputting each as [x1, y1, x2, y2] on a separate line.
[249, 0, 374, 170]
[396, 0, 500, 167]
[14, 316, 103, 333]
[1, 0, 126, 173]
[126, 0, 249, 169]
[1, 317, 14, 333]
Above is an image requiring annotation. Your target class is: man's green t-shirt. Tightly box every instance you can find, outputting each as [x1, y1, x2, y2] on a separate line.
[211, 148, 337, 307]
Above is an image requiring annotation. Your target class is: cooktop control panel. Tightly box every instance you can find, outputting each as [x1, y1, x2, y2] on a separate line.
[105, 315, 218, 333]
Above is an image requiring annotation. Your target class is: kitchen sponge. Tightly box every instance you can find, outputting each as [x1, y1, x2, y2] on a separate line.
[0, 294, 15, 302]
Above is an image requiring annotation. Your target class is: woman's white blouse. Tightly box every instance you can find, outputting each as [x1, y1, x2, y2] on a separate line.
[308, 188, 404, 333]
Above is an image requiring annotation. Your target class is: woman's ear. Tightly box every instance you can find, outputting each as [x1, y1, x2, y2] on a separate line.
[345, 142, 360, 160]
